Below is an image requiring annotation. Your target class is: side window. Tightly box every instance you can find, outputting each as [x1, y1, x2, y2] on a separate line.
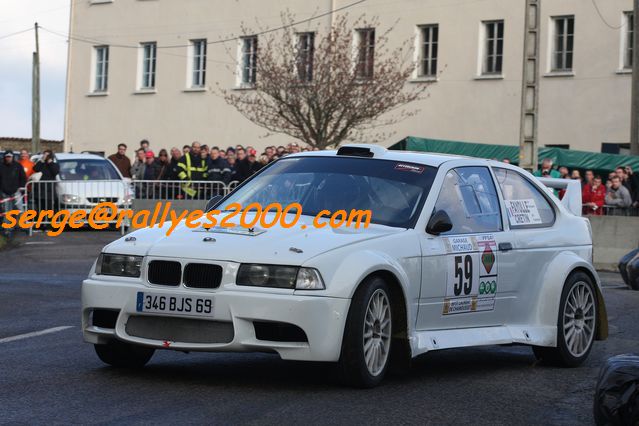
[433, 167, 502, 235]
[493, 167, 555, 228]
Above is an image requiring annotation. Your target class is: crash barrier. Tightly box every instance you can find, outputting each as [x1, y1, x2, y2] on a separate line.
[589, 215, 639, 270]
[20, 180, 131, 236]
[9, 180, 241, 236]
[599, 205, 639, 217]
[130, 180, 238, 200]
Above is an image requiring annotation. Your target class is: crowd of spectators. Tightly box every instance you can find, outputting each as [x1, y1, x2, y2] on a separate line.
[107, 139, 318, 199]
[532, 158, 639, 216]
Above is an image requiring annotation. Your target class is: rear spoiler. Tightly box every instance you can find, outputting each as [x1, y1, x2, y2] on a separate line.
[536, 177, 582, 216]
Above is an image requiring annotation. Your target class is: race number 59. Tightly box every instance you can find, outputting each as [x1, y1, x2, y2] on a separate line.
[454, 255, 473, 296]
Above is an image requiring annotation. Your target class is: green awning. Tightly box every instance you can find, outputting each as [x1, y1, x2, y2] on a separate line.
[389, 136, 639, 172]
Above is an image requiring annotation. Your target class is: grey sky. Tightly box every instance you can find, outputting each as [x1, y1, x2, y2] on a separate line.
[0, 0, 70, 141]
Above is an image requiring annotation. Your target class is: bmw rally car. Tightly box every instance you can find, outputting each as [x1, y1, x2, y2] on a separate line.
[82, 144, 607, 387]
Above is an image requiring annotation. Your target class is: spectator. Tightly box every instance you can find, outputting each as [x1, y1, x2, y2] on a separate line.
[18, 149, 35, 179]
[140, 139, 150, 152]
[533, 158, 560, 178]
[615, 166, 632, 194]
[235, 147, 251, 182]
[276, 146, 286, 156]
[570, 169, 581, 182]
[142, 151, 161, 180]
[0, 150, 27, 237]
[130, 149, 146, 180]
[32, 150, 60, 213]
[502, 158, 511, 164]
[246, 152, 262, 177]
[558, 166, 569, 179]
[108, 143, 132, 178]
[584, 170, 594, 186]
[226, 155, 238, 183]
[606, 171, 617, 189]
[156, 149, 170, 179]
[625, 166, 639, 207]
[605, 176, 632, 210]
[200, 145, 209, 161]
[207, 147, 230, 184]
[582, 175, 606, 215]
[166, 147, 182, 180]
[182, 145, 190, 155]
[177, 141, 208, 198]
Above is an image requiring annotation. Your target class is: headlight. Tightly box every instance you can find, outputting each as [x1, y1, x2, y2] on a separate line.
[96, 253, 143, 278]
[236, 264, 325, 290]
[61, 193, 81, 204]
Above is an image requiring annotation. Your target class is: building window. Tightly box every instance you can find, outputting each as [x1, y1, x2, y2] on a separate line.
[191, 39, 207, 88]
[551, 16, 574, 72]
[482, 20, 504, 74]
[140, 42, 156, 89]
[240, 36, 258, 85]
[417, 24, 438, 77]
[94, 45, 109, 92]
[624, 12, 634, 69]
[296, 32, 315, 82]
[355, 28, 375, 79]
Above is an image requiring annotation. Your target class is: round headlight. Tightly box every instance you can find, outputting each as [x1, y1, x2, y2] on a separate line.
[248, 264, 270, 286]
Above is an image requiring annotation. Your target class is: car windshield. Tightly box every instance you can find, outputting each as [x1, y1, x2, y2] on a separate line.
[222, 156, 437, 228]
[58, 159, 121, 181]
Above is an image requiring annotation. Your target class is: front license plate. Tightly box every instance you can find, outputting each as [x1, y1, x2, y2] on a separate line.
[136, 292, 214, 317]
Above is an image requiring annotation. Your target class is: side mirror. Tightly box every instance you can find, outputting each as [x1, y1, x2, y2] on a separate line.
[205, 195, 224, 212]
[426, 210, 453, 235]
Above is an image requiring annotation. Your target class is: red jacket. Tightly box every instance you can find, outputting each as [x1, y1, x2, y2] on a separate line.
[582, 184, 606, 215]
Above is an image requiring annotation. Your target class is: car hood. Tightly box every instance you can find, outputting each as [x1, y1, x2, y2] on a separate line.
[104, 218, 404, 264]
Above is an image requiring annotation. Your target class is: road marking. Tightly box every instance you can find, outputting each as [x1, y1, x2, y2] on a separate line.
[0, 326, 73, 344]
[24, 242, 54, 245]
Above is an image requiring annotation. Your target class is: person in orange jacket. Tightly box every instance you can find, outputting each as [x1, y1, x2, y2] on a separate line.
[18, 149, 34, 179]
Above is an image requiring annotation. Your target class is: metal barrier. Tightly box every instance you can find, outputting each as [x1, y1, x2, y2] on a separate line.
[601, 205, 639, 217]
[11, 179, 243, 236]
[23, 180, 131, 235]
[130, 180, 229, 200]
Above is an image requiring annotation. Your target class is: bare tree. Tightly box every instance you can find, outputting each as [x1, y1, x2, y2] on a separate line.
[218, 15, 428, 150]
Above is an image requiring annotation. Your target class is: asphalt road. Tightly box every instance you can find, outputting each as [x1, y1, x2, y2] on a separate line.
[1, 231, 638, 425]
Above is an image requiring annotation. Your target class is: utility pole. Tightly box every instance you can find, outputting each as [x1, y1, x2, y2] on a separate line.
[518, 0, 541, 170]
[32, 22, 41, 155]
[631, 0, 639, 155]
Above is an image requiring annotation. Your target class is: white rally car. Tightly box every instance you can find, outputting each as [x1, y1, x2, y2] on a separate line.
[82, 144, 608, 387]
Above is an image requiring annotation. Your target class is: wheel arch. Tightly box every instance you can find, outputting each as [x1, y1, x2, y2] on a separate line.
[536, 252, 607, 341]
[347, 269, 413, 369]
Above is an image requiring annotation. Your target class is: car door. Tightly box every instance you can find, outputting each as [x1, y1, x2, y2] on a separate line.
[491, 166, 560, 326]
[417, 166, 517, 330]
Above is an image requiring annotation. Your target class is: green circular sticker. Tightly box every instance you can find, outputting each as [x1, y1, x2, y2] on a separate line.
[490, 280, 497, 293]
[479, 281, 486, 294]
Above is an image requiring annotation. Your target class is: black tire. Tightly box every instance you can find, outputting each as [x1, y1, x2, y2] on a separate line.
[338, 276, 393, 388]
[94, 340, 155, 368]
[533, 271, 597, 367]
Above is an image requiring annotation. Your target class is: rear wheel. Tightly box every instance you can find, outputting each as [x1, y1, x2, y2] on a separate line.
[338, 276, 393, 388]
[94, 340, 155, 368]
[533, 271, 597, 367]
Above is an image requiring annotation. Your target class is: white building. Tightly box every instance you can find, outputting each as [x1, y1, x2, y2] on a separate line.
[64, 0, 634, 155]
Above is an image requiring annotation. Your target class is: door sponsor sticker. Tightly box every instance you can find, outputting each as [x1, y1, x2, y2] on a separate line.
[443, 234, 498, 315]
[505, 199, 542, 226]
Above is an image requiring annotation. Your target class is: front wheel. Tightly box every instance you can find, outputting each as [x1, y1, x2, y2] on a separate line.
[533, 271, 597, 367]
[94, 340, 155, 368]
[338, 276, 393, 388]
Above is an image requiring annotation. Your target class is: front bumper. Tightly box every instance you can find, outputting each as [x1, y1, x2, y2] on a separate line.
[81, 279, 350, 362]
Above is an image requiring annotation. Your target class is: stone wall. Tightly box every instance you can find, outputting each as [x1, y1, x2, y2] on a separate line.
[0, 137, 64, 154]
